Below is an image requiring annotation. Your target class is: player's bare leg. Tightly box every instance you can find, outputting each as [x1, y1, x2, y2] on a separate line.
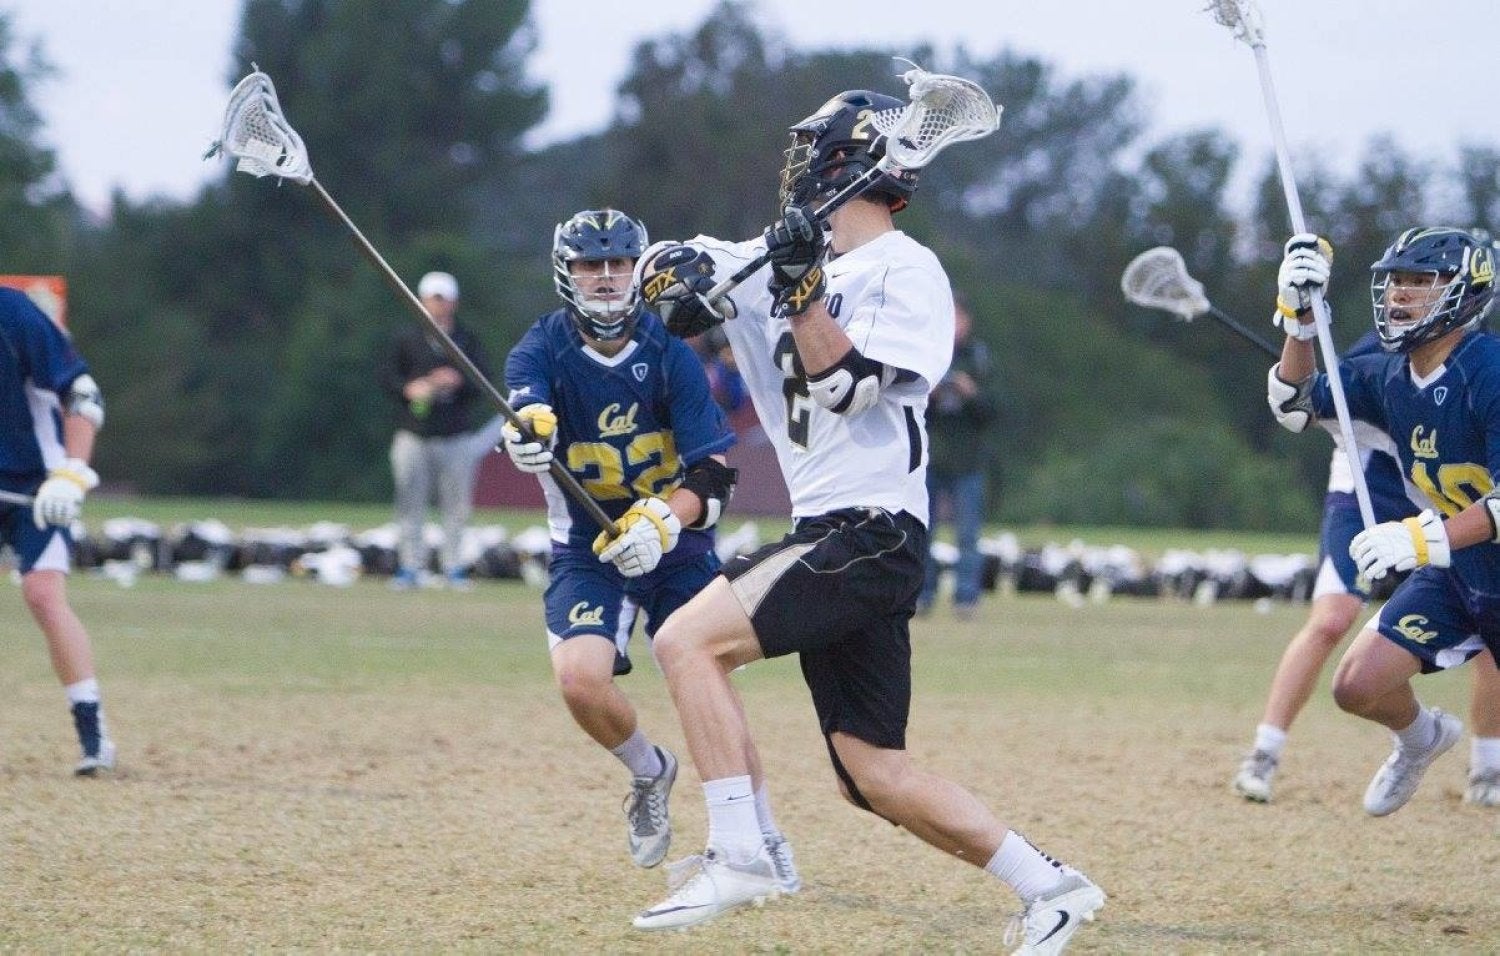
[829, 732, 1103, 949]
[1333, 628, 1462, 815]
[828, 732, 1006, 861]
[634, 578, 781, 929]
[1234, 592, 1363, 801]
[24, 569, 113, 775]
[25, 570, 95, 685]
[1465, 650, 1500, 806]
[551, 634, 676, 867]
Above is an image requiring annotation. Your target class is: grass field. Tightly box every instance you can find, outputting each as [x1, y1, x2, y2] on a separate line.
[3, 562, 1496, 954]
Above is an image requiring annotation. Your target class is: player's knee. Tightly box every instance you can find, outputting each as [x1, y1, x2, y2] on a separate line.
[1330, 660, 1373, 715]
[650, 619, 691, 673]
[653, 616, 736, 675]
[553, 652, 613, 705]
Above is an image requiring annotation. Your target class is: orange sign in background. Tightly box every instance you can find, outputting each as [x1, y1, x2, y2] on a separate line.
[0, 275, 68, 329]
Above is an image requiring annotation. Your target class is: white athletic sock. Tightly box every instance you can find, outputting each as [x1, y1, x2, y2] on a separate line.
[1253, 723, 1287, 758]
[754, 781, 781, 839]
[704, 775, 763, 864]
[985, 831, 1066, 903]
[1471, 737, 1500, 773]
[1395, 706, 1438, 752]
[64, 678, 100, 705]
[609, 730, 663, 779]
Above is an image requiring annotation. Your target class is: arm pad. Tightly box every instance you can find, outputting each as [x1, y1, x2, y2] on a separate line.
[807, 347, 893, 415]
[66, 374, 104, 429]
[679, 457, 737, 530]
[1267, 364, 1315, 433]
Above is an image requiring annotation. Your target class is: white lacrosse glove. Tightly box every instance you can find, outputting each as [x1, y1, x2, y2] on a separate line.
[1349, 509, 1450, 580]
[1274, 233, 1333, 341]
[499, 404, 557, 474]
[593, 497, 681, 578]
[33, 458, 98, 530]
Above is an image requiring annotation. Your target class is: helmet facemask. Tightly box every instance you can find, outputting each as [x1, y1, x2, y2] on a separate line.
[552, 209, 649, 342]
[1369, 228, 1495, 352]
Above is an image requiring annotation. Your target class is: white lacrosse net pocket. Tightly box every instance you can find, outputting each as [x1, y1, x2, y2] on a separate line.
[1121, 247, 1211, 320]
[873, 65, 1001, 170]
[208, 71, 314, 185]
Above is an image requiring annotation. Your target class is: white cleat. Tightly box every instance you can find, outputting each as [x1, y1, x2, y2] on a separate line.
[75, 737, 117, 777]
[1464, 768, 1500, 808]
[624, 747, 677, 868]
[632, 848, 780, 931]
[764, 832, 802, 893]
[1004, 872, 1106, 956]
[1363, 708, 1462, 817]
[1232, 749, 1278, 803]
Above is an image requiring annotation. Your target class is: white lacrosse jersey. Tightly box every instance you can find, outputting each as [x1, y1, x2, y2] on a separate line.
[689, 230, 955, 526]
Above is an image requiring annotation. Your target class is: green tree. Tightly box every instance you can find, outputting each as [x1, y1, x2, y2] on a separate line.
[0, 14, 76, 270]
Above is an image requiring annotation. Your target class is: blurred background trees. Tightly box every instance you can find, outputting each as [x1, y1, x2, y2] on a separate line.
[3, 0, 1495, 528]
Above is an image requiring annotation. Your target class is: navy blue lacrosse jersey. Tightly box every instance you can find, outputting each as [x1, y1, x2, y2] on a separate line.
[0, 288, 90, 484]
[1332, 331, 1426, 523]
[1317, 330, 1500, 593]
[505, 309, 734, 553]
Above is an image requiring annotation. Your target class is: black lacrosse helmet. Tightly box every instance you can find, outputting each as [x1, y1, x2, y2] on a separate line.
[779, 90, 917, 213]
[552, 209, 649, 341]
[1369, 226, 1496, 352]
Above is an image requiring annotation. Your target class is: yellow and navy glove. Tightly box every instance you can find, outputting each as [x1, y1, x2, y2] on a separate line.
[638, 242, 731, 336]
[592, 497, 681, 578]
[764, 205, 827, 317]
[499, 404, 558, 474]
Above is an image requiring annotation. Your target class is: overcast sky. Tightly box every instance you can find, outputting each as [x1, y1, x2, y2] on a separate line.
[6, 0, 1496, 216]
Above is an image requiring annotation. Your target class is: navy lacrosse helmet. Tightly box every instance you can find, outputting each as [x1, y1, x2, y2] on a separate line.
[779, 90, 918, 213]
[552, 209, 649, 341]
[1369, 227, 1496, 352]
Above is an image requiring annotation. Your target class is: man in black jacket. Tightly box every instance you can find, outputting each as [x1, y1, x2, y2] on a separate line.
[383, 271, 491, 590]
[918, 296, 997, 619]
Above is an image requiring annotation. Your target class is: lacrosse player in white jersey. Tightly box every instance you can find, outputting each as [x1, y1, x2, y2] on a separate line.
[625, 90, 1104, 953]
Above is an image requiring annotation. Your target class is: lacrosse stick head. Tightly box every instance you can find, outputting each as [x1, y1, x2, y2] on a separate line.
[1121, 247, 1211, 321]
[777, 61, 1000, 213]
[873, 60, 1002, 170]
[1206, 0, 1266, 47]
[204, 68, 314, 185]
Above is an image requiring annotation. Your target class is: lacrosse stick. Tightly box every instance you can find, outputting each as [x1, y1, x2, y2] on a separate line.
[1122, 247, 1279, 358]
[0, 489, 33, 507]
[703, 60, 1001, 314]
[205, 69, 618, 536]
[1208, 0, 1375, 529]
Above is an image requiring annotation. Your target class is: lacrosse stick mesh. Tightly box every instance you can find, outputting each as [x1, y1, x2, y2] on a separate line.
[871, 63, 1001, 170]
[204, 69, 314, 185]
[1206, 0, 1265, 45]
[1121, 247, 1210, 320]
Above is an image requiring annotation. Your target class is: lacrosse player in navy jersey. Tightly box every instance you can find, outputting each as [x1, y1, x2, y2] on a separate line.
[1268, 226, 1500, 815]
[499, 209, 797, 875]
[0, 287, 113, 775]
[1233, 330, 1500, 806]
[627, 91, 1104, 951]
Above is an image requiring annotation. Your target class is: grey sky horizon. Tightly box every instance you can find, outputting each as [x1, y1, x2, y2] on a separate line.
[6, 0, 1495, 218]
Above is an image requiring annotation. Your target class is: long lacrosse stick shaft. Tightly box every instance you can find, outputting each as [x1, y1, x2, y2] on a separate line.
[1207, 305, 1280, 359]
[0, 489, 33, 507]
[307, 181, 618, 535]
[1247, 38, 1375, 529]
